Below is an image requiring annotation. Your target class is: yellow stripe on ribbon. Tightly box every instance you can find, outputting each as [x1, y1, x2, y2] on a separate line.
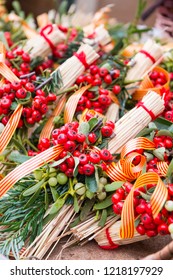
[39, 95, 67, 141]
[0, 144, 64, 197]
[64, 85, 91, 124]
[120, 172, 168, 239]
[157, 161, 169, 177]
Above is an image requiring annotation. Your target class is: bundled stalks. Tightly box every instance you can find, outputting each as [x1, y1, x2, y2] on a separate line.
[52, 43, 99, 91]
[21, 204, 77, 260]
[108, 90, 165, 154]
[23, 24, 66, 59]
[125, 39, 163, 95]
[95, 221, 148, 247]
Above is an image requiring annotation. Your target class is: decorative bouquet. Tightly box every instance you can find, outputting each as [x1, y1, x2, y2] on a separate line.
[0, 0, 173, 260]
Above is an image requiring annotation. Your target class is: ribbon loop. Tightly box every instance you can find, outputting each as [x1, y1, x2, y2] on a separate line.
[40, 24, 56, 52]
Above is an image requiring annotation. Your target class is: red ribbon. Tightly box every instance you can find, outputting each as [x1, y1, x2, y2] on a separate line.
[136, 101, 156, 120]
[139, 50, 156, 64]
[99, 228, 119, 250]
[40, 24, 56, 52]
[74, 51, 89, 69]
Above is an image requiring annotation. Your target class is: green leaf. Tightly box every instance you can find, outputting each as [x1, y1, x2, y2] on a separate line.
[50, 154, 70, 167]
[44, 188, 49, 210]
[78, 122, 90, 136]
[139, 191, 151, 201]
[85, 173, 98, 193]
[73, 195, 80, 213]
[24, 188, 42, 208]
[168, 124, 173, 133]
[80, 198, 95, 221]
[137, 128, 156, 137]
[153, 147, 165, 161]
[156, 129, 173, 138]
[166, 158, 173, 179]
[94, 195, 113, 210]
[88, 118, 99, 131]
[154, 117, 173, 130]
[16, 91, 31, 105]
[98, 209, 107, 227]
[73, 157, 79, 177]
[104, 181, 125, 192]
[88, 86, 99, 92]
[50, 187, 59, 202]
[22, 178, 45, 196]
[10, 102, 18, 111]
[48, 197, 65, 215]
[8, 151, 31, 164]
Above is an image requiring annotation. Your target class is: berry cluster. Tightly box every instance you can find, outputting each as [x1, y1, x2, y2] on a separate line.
[0, 47, 57, 127]
[112, 182, 173, 238]
[149, 69, 167, 88]
[75, 64, 121, 114]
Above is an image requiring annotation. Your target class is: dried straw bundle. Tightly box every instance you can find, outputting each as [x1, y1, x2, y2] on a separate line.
[95, 220, 148, 247]
[83, 24, 111, 48]
[23, 24, 66, 59]
[125, 39, 163, 95]
[20, 204, 77, 260]
[52, 43, 99, 91]
[108, 90, 165, 154]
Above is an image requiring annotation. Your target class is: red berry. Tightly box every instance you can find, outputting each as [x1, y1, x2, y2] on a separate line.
[168, 184, 173, 196]
[112, 201, 124, 214]
[59, 163, 68, 172]
[104, 74, 112, 84]
[32, 110, 42, 122]
[111, 192, 122, 204]
[39, 138, 50, 149]
[101, 125, 113, 137]
[135, 203, 146, 214]
[154, 213, 164, 225]
[89, 65, 99, 75]
[136, 224, 146, 235]
[164, 138, 173, 149]
[89, 152, 101, 164]
[146, 229, 158, 237]
[140, 213, 153, 225]
[79, 154, 88, 165]
[1, 97, 12, 109]
[65, 168, 74, 177]
[83, 163, 95, 176]
[76, 133, 86, 143]
[25, 82, 35, 92]
[100, 149, 112, 161]
[22, 52, 31, 62]
[112, 85, 121, 95]
[57, 133, 68, 144]
[88, 132, 97, 144]
[105, 120, 115, 129]
[11, 81, 21, 90]
[66, 157, 75, 168]
[52, 129, 60, 139]
[157, 223, 169, 235]
[99, 68, 109, 77]
[64, 141, 76, 152]
[16, 88, 27, 99]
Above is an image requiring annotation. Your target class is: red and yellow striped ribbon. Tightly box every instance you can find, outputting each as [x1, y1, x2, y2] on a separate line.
[106, 152, 146, 182]
[39, 95, 67, 141]
[157, 161, 169, 177]
[0, 104, 23, 154]
[64, 85, 91, 123]
[120, 172, 168, 239]
[0, 144, 63, 197]
[0, 43, 23, 154]
[133, 66, 170, 100]
[120, 137, 155, 158]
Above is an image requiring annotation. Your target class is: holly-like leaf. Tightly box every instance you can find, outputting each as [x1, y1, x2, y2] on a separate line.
[85, 173, 98, 193]
[104, 181, 124, 192]
[94, 195, 113, 210]
[78, 122, 90, 136]
[48, 197, 65, 215]
[153, 147, 165, 161]
[22, 178, 45, 197]
[166, 158, 173, 179]
[8, 151, 31, 164]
